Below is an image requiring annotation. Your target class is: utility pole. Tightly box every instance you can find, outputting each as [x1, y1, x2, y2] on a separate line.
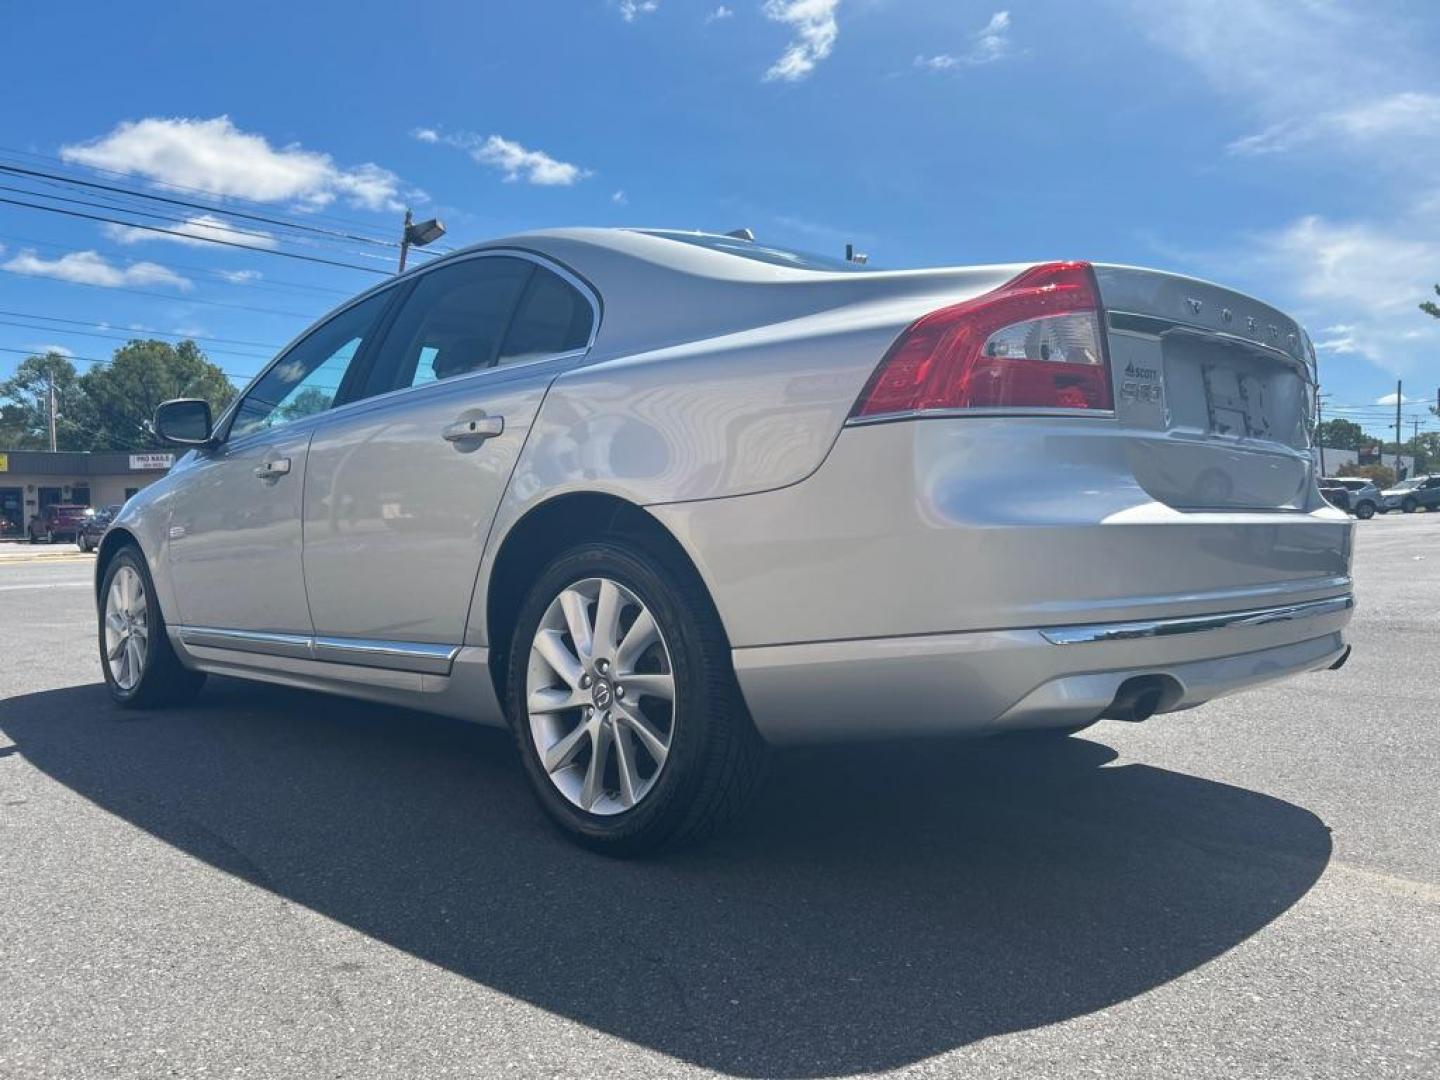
[46, 372, 57, 452]
[1316, 393, 1326, 475]
[1395, 380, 1404, 478]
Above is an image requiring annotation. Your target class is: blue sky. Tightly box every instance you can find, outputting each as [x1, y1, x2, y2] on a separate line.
[3, 0, 1439, 437]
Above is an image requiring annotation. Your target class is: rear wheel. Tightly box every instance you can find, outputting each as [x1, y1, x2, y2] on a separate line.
[99, 546, 206, 708]
[507, 540, 766, 855]
[1354, 501, 1376, 520]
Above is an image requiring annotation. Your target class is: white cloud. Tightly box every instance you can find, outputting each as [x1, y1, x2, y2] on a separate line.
[102, 213, 279, 250]
[1124, 0, 1440, 384]
[217, 269, 262, 284]
[1375, 392, 1426, 406]
[619, 0, 658, 21]
[706, 5, 733, 22]
[1234, 215, 1440, 375]
[915, 10, 1015, 71]
[1229, 92, 1440, 156]
[60, 116, 405, 211]
[612, 189, 628, 205]
[414, 129, 590, 186]
[763, 0, 840, 82]
[2, 249, 192, 291]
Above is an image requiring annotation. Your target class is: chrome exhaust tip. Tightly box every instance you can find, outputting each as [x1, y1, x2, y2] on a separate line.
[1103, 675, 1179, 723]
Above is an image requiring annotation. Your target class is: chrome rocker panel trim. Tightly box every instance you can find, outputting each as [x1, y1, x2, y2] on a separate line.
[1038, 595, 1354, 646]
[176, 626, 460, 675]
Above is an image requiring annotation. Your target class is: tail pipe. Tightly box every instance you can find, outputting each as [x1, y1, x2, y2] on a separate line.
[1103, 675, 1182, 723]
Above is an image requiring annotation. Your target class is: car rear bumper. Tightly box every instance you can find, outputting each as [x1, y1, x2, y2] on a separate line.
[733, 594, 1352, 743]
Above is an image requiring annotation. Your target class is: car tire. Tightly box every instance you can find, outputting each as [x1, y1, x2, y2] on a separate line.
[98, 545, 206, 709]
[506, 539, 767, 856]
[1355, 501, 1375, 520]
[1402, 498, 1418, 514]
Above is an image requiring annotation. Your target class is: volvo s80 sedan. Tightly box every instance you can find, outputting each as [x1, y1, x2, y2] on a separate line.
[94, 228, 1354, 853]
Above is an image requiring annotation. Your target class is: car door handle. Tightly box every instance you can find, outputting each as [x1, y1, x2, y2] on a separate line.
[442, 415, 504, 443]
[253, 458, 291, 480]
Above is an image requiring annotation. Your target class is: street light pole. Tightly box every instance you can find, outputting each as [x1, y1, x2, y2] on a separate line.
[398, 209, 414, 274]
[397, 208, 445, 274]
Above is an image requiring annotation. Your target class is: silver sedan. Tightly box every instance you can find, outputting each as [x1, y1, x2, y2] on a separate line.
[94, 228, 1354, 852]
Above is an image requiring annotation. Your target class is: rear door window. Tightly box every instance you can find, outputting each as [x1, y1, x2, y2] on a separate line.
[363, 256, 534, 395]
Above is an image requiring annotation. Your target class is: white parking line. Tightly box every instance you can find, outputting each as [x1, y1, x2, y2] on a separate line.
[0, 582, 92, 591]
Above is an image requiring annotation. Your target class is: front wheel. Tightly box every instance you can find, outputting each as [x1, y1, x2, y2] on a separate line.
[99, 546, 206, 708]
[1354, 501, 1376, 520]
[507, 540, 766, 855]
[1403, 498, 1418, 514]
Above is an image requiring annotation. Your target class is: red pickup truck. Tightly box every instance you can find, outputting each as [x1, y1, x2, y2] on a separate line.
[29, 504, 90, 543]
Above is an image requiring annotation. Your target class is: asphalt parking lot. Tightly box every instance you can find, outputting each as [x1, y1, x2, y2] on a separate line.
[1, 517, 1437, 1080]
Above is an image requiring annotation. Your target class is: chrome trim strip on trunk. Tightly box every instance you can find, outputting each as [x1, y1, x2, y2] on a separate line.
[1039, 595, 1353, 646]
[175, 626, 460, 674]
[312, 636, 459, 676]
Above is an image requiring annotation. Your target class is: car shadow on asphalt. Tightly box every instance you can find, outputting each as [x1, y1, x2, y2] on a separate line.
[0, 679, 1331, 1078]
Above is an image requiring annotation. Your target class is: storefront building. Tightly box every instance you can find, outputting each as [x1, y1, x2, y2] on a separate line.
[0, 450, 175, 536]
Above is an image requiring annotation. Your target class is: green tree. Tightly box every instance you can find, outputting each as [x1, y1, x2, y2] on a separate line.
[1315, 417, 1369, 450]
[1422, 284, 1440, 320]
[1410, 432, 1440, 473]
[77, 339, 235, 450]
[0, 350, 87, 449]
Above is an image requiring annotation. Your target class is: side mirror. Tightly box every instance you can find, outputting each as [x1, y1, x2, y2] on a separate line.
[154, 398, 214, 446]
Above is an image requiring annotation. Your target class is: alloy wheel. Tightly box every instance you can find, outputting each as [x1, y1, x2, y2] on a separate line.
[525, 576, 676, 815]
[104, 564, 149, 690]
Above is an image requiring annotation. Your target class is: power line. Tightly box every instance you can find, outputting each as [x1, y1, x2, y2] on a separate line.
[0, 231, 353, 296]
[0, 162, 408, 251]
[0, 266, 320, 319]
[0, 180, 298, 249]
[0, 344, 259, 383]
[0, 318, 274, 362]
[0, 195, 390, 274]
[0, 144, 422, 240]
[0, 309, 282, 350]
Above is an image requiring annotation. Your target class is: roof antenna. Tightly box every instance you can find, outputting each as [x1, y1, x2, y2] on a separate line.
[724, 227, 755, 241]
[845, 243, 868, 265]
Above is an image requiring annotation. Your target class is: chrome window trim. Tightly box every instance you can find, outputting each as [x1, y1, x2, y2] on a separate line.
[176, 626, 461, 675]
[1039, 594, 1352, 646]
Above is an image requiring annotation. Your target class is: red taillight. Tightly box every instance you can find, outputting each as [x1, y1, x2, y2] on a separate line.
[850, 261, 1113, 418]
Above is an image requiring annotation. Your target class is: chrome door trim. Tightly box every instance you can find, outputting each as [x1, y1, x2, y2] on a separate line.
[175, 626, 461, 674]
[1040, 594, 1353, 646]
[312, 636, 460, 675]
[177, 626, 313, 660]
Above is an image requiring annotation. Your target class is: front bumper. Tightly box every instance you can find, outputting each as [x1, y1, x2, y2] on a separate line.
[733, 594, 1352, 744]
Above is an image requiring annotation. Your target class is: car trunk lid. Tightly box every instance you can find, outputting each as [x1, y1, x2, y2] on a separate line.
[1094, 265, 1317, 511]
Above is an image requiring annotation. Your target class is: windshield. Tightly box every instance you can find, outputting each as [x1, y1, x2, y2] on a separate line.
[638, 230, 876, 272]
[1392, 479, 1422, 490]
